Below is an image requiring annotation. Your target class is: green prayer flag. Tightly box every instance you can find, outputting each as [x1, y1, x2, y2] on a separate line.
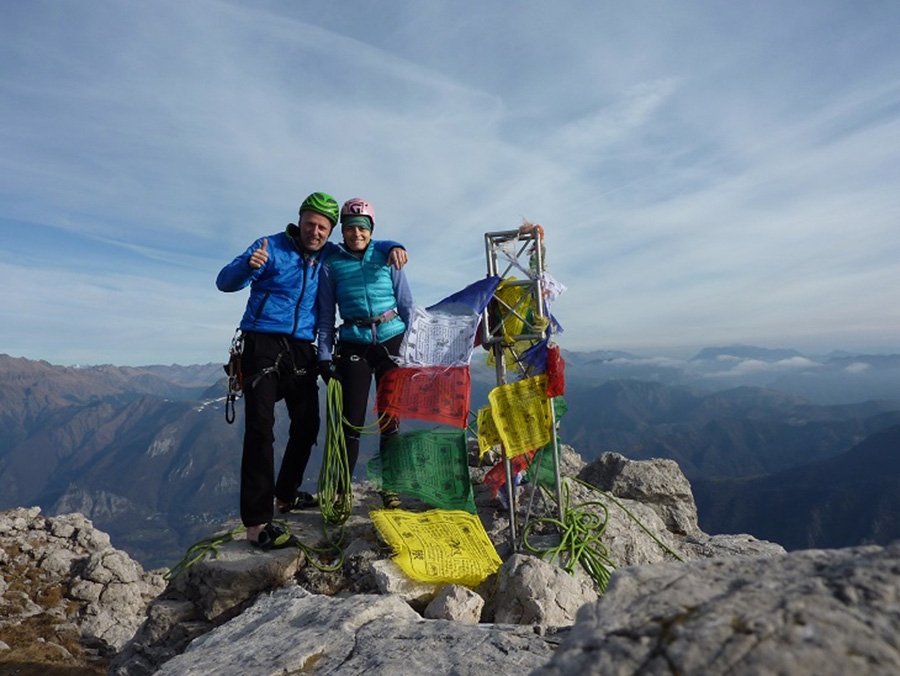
[368, 429, 476, 513]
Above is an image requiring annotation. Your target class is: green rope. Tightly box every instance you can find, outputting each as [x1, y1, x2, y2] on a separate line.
[163, 519, 347, 581]
[569, 475, 685, 563]
[164, 526, 245, 581]
[520, 475, 686, 592]
[521, 482, 616, 591]
[318, 378, 353, 525]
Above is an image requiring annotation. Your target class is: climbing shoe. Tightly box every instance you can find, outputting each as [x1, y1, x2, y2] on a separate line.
[278, 490, 318, 514]
[249, 523, 298, 551]
[381, 491, 401, 509]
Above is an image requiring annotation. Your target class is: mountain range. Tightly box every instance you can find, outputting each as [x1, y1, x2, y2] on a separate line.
[1, 345, 899, 569]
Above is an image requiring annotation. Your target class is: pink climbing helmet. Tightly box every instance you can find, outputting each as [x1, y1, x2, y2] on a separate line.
[340, 198, 376, 227]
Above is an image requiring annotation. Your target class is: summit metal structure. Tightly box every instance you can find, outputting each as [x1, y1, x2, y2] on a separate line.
[482, 228, 564, 551]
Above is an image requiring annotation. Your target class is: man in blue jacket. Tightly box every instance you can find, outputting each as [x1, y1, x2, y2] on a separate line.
[216, 192, 407, 549]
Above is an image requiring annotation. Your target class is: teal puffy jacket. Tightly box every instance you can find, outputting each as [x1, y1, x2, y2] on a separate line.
[316, 242, 413, 360]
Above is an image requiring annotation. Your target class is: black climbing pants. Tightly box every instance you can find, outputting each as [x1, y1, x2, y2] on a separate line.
[239, 331, 319, 528]
[335, 334, 402, 479]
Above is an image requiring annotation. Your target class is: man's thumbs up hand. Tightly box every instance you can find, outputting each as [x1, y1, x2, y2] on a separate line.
[249, 237, 269, 269]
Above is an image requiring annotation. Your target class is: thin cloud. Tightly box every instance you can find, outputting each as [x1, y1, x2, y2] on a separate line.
[1, 0, 899, 364]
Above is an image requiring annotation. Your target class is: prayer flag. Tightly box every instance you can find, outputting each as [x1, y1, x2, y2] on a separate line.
[371, 508, 502, 587]
[376, 366, 471, 428]
[476, 405, 501, 457]
[427, 276, 501, 315]
[367, 430, 476, 513]
[400, 277, 502, 366]
[399, 305, 481, 366]
[487, 375, 552, 457]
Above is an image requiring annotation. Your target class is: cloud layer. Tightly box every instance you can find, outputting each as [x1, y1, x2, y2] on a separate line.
[2, 0, 899, 364]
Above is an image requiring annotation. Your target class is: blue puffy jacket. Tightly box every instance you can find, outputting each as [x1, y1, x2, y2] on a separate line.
[217, 225, 402, 341]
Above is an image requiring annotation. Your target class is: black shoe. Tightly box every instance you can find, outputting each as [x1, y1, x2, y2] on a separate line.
[278, 490, 318, 514]
[381, 491, 401, 509]
[250, 523, 298, 550]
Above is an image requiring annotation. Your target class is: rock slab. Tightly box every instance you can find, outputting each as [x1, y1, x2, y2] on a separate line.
[535, 543, 900, 675]
[155, 585, 557, 676]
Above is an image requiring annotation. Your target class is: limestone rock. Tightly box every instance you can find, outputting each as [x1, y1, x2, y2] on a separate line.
[154, 585, 557, 676]
[535, 543, 900, 675]
[424, 584, 485, 623]
[578, 451, 700, 535]
[484, 553, 598, 627]
[0, 506, 164, 672]
[12, 444, 792, 675]
[371, 559, 442, 606]
[167, 535, 303, 622]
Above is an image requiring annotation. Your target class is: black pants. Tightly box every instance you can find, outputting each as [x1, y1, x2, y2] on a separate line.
[240, 331, 319, 527]
[336, 334, 402, 478]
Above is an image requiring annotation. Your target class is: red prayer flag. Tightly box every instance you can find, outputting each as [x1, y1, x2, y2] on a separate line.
[546, 344, 565, 397]
[376, 366, 471, 428]
[483, 450, 536, 498]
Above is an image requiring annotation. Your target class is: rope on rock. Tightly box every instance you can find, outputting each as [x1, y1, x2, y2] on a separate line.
[521, 482, 615, 591]
[520, 476, 685, 592]
[163, 518, 346, 581]
[164, 526, 245, 581]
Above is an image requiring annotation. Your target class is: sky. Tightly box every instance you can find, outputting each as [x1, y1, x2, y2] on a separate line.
[2, 0, 899, 366]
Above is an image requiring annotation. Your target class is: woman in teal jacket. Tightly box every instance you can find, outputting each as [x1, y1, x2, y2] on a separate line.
[317, 198, 413, 508]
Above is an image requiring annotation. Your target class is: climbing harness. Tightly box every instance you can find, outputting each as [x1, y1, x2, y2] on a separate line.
[345, 307, 399, 344]
[224, 329, 244, 424]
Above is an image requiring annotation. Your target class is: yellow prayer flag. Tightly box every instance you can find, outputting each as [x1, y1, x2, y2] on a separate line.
[476, 405, 501, 457]
[488, 375, 552, 457]
[370, 509, 502, 587]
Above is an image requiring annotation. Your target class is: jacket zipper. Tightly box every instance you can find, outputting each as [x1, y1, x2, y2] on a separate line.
[292, 256, 311, 336]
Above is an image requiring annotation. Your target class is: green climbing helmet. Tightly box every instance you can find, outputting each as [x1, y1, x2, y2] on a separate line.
[299, 191, 339, 226]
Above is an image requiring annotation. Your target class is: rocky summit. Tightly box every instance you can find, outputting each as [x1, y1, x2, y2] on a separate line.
[2, 446, 899, 675]
[0, 506, 165, 674]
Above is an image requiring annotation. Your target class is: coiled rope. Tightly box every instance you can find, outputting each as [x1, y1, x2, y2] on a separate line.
[521, 481, 616, 591]
[520, 475, 684, 592]
[318, 378, 353, 526]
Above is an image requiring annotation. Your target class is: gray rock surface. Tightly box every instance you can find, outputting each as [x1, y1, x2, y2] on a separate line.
[0, 506, 164, 671]
[113, 447, 787, 675]
[535, 543, 900, 675]
[424, 584, 485, 623]
[578, 451, 700, 535]
[6, 445, 798, 675]
[485, 553, 598, 626]
[155, 585, 558, 676]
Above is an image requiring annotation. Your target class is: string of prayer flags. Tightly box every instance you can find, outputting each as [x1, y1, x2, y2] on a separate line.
[367, 429, 476, 513]
[376, 366, 470, 428]
[487, 375, 552, 457]
[370, 508, 502, 587]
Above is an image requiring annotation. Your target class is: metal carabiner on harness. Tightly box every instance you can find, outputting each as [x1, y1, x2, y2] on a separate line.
[224, 329, 244, 424]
